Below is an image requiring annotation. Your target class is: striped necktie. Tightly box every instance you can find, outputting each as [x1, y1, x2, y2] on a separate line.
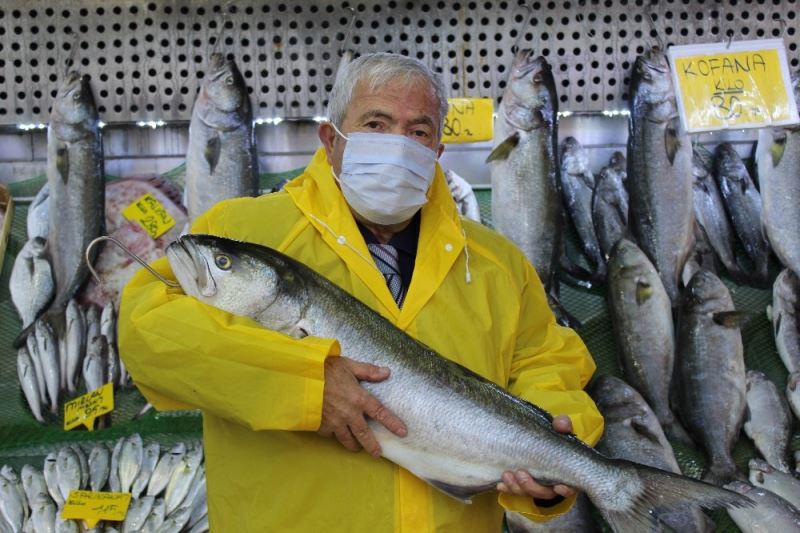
[367, 243, 406, 307]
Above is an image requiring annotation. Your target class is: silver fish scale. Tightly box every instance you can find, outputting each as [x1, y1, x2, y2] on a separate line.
[20, 466, 46, 507]
[88, 444, 111, 493]
[744, 370, 792, 473]
[64, 299, 86, 395]
[17, 347, 44, 423]
[30, 492, 56, 533]
[692, 148, 738, 274]
[592, 155, 628, 263]
[773, 269, 800, 373]
[146, 444, 185, 498]
[749, 459, 800, 510]
[757, 118, 800, 279]
[131, 443, 161, 499]
[56, 447, 81, 503]
[726, 480, 800, 532]
[9, 238, 53, 329]
[677, 271, 746, 484]
[118, 434, 144, 494]
[123, 495, 154, 533]
[0, 476, 24, 533]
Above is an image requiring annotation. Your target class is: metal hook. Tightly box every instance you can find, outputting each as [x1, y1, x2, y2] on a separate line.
[726, 31, 734, 50]
[85, 236, 180, 288]
[211, 0, 235, 58]
[62, 31, 81, 80]
[644, 2, 665, 50]
[778, 17, 788, 40]
[339, 7, 357, 58]
[511, 3, 533, 55]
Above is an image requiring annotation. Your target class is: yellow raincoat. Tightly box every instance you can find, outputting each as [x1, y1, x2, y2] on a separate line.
[119, 148, 604, 532]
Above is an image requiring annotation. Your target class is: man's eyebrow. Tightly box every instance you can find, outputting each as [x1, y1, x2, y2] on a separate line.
[407, 116, 436, 129]
[355, 110, 395, 122]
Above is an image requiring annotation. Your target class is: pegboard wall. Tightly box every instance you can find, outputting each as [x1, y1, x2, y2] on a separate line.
[0, 0, 797, 126]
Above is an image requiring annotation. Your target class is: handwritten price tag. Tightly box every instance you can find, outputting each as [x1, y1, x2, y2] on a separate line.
[63, 383, 114, 431]
[442, 98, 494, 144]
[62, 490, 131, 528]
[122, 192, 176, 239]
[668, 39, 800, 132]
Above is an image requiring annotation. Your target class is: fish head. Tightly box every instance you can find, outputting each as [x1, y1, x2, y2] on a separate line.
[792, 70, 800, 103]
[167, 235, 309, 333]
[559, 137, 589, 175]
[631, 47, 673, 108]
[683, 270, 731, 313]
[503, 50, 556, 128]
[608, 239, 651, 281]
[587, 375, 642, 415]
[52, 71, 98, 125]
[28, 236, 47, 257]
[204, 53, 247, 113]
[609, 151, 626, 170]
[714, 143, 747, 181]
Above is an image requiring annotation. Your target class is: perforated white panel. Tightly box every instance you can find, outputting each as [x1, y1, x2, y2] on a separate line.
[0, 0, 797, 125]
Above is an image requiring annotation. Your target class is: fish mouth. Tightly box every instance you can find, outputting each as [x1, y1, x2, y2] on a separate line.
[513, 49, 543, 78]
[168, 237, 217, 298]
[640, 48, 669, 74]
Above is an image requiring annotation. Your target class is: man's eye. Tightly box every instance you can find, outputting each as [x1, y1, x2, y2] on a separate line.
[412, 130, 429, 137]
[365, 121, 382, 130]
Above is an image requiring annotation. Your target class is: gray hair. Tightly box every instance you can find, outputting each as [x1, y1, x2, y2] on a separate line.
[327, 52, 449, 139]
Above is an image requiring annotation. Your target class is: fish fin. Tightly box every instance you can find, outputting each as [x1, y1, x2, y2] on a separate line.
[635, 281, 652, 305]
[13, 322, 37, 349]
[712, 310, 748, 328]
[628, 416, 663, 446]
[665, 126, 680, 165]
[771, 132, 787, 167]
[773, 310, 780, 335]
[485, 132, 520, 163]
[424, 479, 496, 503]
[56, 145, 69, 184]
[204, 135, 221, 174]
[600, 460, 753, 533]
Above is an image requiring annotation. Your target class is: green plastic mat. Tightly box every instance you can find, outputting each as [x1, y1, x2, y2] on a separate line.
[1, 170, 796, 532]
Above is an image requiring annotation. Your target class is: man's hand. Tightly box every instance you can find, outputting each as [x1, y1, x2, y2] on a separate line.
[497, 415, 577, 501]
[317, 356, 407, 457]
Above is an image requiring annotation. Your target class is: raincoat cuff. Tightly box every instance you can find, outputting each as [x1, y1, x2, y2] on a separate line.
[303, 337, 341, 430]
[498, 492, 577, 521]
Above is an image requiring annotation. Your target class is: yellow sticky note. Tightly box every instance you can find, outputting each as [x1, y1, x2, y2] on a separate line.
[63, 383, 114, 431]
[668, 39, 800, 132]
[442, 98, 494, 144]
[62, 490, 132, 528]
[122, 192, 177, 239]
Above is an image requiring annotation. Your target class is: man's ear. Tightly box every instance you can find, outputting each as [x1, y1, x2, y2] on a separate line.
[436, 143, 445, 159]
[319, 122, 336, 161]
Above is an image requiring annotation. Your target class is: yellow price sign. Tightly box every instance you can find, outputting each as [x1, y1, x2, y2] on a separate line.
[442, 98, 494, 144]
[63, 383, 114, 431]
[668, 39, 800, 132]
[62, 490, 132, 528]
[122, 192, 177, 239]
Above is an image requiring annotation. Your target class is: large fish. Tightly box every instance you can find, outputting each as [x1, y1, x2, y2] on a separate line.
[676, 270, 746, 484]
[755, 71, 800, 278]
[744, 370, 792, 473]
[9, 237, 54, 329]
[44, 70, 105, 322]
[748, 458, 800, 510]
[559, 137, 604, 277]
[185, 53, 258, 222]
[692, 144, 740, 278]
[715, 142, 770, 283]
[164, 234, 751, 530]
[607, 239, 690, 444]
[725, 481, 800, 532]
[592, 152, 628, 265]
[627, 47, 694, 305]
[589, 375, 712, 532]
[770, 269, 800, 374]
[488, 50, 560, 291]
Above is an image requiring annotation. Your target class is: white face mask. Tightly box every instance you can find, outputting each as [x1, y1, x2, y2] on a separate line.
[330, 124, 438, 225]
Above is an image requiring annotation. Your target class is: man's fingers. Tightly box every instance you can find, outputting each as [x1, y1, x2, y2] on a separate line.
[554, 484, 575, 498]
[333, 427, 361, 452]
[349, 419, 382, 458]
[348, 360, 391, 382]
[500, 471, 558, 499]
[552, 415, 573, 433]
[363, 395, 407, 437]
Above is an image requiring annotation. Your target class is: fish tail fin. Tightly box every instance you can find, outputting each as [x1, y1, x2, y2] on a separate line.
[599, 460, 752, 533]
[702, 459, 741, 486]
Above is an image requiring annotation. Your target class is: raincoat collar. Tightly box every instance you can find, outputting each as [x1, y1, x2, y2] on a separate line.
[285, 147, 465, 328]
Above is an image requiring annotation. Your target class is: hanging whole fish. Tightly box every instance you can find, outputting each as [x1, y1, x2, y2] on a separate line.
[26, 183, 49, 241]
[691, 144, 740, 278]
[755, 71, 800, 278]
[185, 53, 258, 222]
[9, 237, 54, 330]
[591, 151, 628, 265]
[488, 50, 560, 291]
[715, 142, 770, 284]
[627, 47, 694, 305]
[676, 270, 746, 484]
[606, 239, 691, 445]
[589, 375, 713, 532]
[559, 137, 604, 278]
[17, 346, 44, 423]
[163, 234, 753, 531]
[42, 70, 105, 328]
[770, 269, 800, 374]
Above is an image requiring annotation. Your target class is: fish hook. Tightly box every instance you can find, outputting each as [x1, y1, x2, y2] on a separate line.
[726, 31, 733, 50]
[62, 31, 81, 80]
[339, 7, 357, 58]
[85, 236, 180, 288]
[210, 0, 235, 59]
[644, 2, 665, 51]
[511, 3, 533, 55]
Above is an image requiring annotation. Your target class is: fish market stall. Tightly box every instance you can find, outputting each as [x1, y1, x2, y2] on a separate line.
[0, 1, 798, 532]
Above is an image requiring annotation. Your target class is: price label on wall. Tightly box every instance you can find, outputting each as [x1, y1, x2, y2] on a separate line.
[668, 39, 799, 132]
[442, 98, 494, 144]
[122, 192, 176, 239]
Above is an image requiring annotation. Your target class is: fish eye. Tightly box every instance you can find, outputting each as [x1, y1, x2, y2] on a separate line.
[225, 76, 234, 85]
[214, 254, 232, 270]
[533, 74, 542, 83]
[72, 93, 81, 100]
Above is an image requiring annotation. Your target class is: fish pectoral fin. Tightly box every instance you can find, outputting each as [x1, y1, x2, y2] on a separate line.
[204, 135, 222, 174]
[424, 479, 497, 503]
[664, 126, 680, 165]
[770, 132, 787, 167]
[712, 310, 748, 328]
[485, 132, 520, 163]
[56, 145, 69, 184]
[627, 415, 663, 446]
[635, 281, 652, 305]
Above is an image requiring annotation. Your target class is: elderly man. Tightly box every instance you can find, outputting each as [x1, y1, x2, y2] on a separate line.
[119, 53, 603, 532]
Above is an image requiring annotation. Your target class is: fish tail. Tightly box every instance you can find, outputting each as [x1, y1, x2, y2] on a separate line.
[599, 460, 752, 533]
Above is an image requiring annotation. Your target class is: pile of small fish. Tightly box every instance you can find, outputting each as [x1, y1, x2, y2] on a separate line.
[0, 435, 207, 533]
[16, 298, 129, 424]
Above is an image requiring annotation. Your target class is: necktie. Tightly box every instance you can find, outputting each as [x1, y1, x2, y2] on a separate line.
[367, 243, 406, 307]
